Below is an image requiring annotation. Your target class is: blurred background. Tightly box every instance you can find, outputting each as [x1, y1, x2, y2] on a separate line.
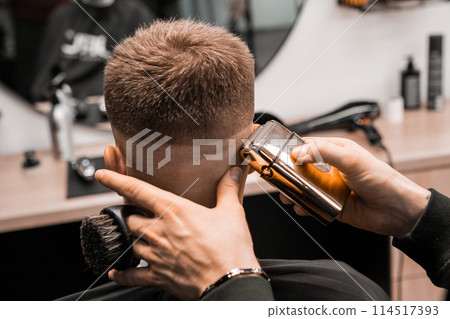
[0, 0, 449, 301]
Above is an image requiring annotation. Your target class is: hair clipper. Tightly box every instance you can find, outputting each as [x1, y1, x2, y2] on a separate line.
[240, 121, 350, 225]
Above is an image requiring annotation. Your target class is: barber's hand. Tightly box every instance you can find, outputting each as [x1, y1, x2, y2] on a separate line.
[95, 167, 259, 300]
[281, 138, 430, 238]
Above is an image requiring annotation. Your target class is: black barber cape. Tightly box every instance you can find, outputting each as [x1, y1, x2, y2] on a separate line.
[60, 259, 389, 301]
[205, 188, 450, 301]
[31, 0, 154, 101]
[60, 189, 450, 301]
[202, 259, 389, 301]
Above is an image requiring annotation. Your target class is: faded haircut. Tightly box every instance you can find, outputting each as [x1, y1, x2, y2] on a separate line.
[104, 19, 255, 143]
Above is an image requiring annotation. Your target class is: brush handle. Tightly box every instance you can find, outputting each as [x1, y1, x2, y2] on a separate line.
[100, 205, 148, 271]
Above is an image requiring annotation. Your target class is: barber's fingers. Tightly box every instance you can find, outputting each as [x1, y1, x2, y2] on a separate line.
[128, 217, 169, 251]
[215, 167, 243, 210]
[132, 238, 162, 262]
[291, 138, 354, 173]
[303, 137, 350, 147]
[279, 193, 308, 216]
[127, 214, 157, 240]
[132, 239, 150, 260]
[279, 193, 294, 205]
[293, 205, 309, 216]
[108, 266, 156, 287]
[95, 169, 178, 217]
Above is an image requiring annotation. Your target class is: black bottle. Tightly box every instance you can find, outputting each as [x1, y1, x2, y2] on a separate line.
[401, 56, 421, 110]
[427, 35, 444, 111]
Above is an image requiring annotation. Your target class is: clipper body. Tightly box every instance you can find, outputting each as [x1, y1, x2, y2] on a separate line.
[241, 121, 350, 225]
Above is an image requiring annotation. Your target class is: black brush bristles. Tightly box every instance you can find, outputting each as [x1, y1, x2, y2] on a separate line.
[80, 215, 124, 275]
[80, 205, 147, 276]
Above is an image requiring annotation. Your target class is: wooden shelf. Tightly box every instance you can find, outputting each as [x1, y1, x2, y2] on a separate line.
[1, 105, 450, 233]
[0, 145, 122, 233]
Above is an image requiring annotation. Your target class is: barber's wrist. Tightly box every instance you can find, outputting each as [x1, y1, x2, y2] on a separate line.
[200, 265, 268, 299]
[391, 174, 431, 238]
[198, 258, 261, 299]
[402, 185, 431, 237]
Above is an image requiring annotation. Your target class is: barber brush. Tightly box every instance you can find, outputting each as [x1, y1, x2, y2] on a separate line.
[80, 205, 147, 275]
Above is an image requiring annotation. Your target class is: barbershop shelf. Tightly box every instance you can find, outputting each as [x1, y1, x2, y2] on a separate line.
[2, 104, 450, 234]
[0, 145, 122, 233]
[305, 107, 450, 173]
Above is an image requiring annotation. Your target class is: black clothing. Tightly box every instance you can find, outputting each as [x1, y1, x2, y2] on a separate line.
[201, 276, 274, 301]
[59, 259, 388, 301]
[58, 276, 275, 301]
[222, 188, 450, 300]
[60, 189, 450, 301]
[393, 189, 450, 289]
[216, 188, 450, 300]
[31, 0, 154, 101]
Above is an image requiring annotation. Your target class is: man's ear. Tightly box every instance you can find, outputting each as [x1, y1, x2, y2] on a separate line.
[104, 145, 127, 175]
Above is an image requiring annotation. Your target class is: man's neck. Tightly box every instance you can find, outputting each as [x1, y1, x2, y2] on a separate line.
[129, 163, 248, 208]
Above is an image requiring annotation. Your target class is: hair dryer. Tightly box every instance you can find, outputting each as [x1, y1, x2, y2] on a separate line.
[254, 101, 382, 146]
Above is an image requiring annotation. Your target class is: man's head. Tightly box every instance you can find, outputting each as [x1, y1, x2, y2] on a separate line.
[103, 20, 255, 207]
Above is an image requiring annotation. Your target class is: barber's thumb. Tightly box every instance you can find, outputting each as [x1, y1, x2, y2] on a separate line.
[216, 167, 243, 208]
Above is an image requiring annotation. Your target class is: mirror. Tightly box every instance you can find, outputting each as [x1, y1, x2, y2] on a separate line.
[0, 0, 304, 129]
[175, 0, 303, 74]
